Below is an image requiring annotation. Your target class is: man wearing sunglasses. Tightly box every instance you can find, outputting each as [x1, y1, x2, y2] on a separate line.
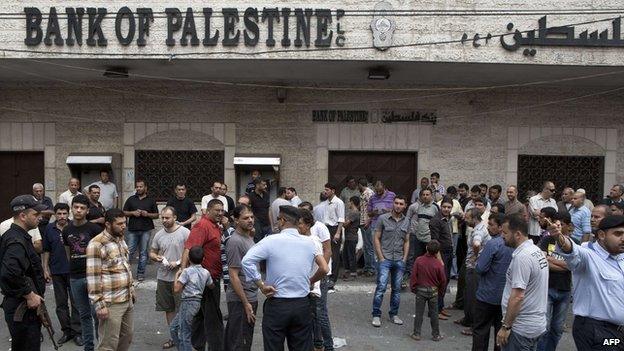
[528, 181, 558, 245]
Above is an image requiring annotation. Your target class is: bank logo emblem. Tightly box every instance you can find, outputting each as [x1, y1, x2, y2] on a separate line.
[371, 1, 395, 51]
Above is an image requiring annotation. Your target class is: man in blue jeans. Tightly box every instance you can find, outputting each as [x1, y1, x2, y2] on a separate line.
[62, 195, 104, 350]
[371, 195, 409, 327]
[536, 213, 573, 351]
[122, 177, 159, 281]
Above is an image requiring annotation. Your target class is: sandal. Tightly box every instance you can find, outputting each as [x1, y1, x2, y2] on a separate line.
[162, 340, 175, 349]
[461, 328, 473, 336]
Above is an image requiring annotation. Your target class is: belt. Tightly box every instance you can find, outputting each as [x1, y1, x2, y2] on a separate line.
[577, 316, 624, 333]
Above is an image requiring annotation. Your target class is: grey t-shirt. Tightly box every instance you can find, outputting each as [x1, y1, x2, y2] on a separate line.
[375, 212, 408, 261]
[89, 181, 118, 210]
[501, 239, 549, 338]
[179, 264, 213, 299]
[225, 231, 258, 303]
[151, 225, 190, 282]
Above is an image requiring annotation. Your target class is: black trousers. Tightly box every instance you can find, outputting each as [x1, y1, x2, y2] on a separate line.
[224, 301, 258, 351]
[342, 240, 358, 273]
[573, 316, 624, 351]
[454, 231, 468, 309]
[2, 296, 42, 351]
[327, 225, 341, 284]
[454, 264, 466, 309]
[438, 249, 453, 311]
[463, 268, 478, 326]
[472, 300, 502, 351]
[52, 273, 81, 336]
[262, 297, 313, 351]
[191, 279, 224, 351]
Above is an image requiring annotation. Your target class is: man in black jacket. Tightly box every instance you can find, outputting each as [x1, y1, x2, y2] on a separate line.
[429, 197, 454, 320]
[0, 195, 47, 351]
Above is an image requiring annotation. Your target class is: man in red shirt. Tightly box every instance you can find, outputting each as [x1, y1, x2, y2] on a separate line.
[410, 239, 446, 342]
[181, 199, 224, 351]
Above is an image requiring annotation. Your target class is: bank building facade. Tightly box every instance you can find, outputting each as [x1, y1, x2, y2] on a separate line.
[0, 0, 621, 215]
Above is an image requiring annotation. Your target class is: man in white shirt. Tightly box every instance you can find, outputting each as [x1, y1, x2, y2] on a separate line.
[85, 170, 118, 210]
[58, 178, 82, 206]
[201, 181, 228, 215]
[528, 181, 558, 244]
[321, 183, 345, 288]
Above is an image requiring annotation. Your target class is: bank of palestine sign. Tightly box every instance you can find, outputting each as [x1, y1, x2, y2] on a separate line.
[23, 7, 346, 48]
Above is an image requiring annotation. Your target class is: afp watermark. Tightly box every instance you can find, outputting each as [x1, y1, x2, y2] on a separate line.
[603, 338, 621, 347]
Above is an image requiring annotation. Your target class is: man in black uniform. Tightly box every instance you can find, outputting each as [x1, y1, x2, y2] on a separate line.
[0, 195, 47, 351]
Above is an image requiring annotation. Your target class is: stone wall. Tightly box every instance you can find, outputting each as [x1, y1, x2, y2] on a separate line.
[0, 81, 621, 203]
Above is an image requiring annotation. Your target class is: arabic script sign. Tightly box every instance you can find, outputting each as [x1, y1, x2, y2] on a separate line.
[463, 16, 623, 56]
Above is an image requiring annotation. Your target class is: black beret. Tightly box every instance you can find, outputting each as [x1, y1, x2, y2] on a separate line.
[598, 215, 624, 231]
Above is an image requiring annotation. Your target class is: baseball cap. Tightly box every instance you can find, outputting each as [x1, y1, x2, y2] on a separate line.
[10, 195, 47, 213]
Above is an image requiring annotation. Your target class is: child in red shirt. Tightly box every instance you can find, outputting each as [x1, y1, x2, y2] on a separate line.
[410, 239, 446, 341]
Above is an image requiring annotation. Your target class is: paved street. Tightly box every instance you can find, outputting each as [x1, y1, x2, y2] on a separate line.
[1, 263, 576, 351]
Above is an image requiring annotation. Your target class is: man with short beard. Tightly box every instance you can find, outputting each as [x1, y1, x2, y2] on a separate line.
[122, 177, 159, 281]
[0, 195, 47, 351]
[496, 215, 548, 350]
[150, 207, 190, 349]
[371, 196, 409, 328]
[224, 205, 259, 351]
[87, 209, 135, 351]
[42, 203, 81, 345]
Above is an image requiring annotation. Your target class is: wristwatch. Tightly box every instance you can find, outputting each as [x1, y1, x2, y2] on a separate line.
[501, 322, 512, 331]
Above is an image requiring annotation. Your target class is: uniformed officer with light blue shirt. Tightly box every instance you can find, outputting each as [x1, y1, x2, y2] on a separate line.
[552, 214, 624, 351]
[241, 205, 328, 351]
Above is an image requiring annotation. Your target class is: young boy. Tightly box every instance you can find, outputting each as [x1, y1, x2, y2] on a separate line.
[170, 246, 214, 351]
[410, 239, 446, 342]
[342, 196, 361, 279]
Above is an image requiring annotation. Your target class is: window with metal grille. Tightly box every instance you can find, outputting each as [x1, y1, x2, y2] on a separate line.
[517, 155, 604, 204]
[135, 150, 224, 202]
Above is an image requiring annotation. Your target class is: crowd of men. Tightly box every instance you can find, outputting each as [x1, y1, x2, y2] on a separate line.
[0, 169, 623, 351]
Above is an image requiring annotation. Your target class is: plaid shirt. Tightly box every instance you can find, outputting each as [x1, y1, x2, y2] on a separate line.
[86, 230, 134, 311]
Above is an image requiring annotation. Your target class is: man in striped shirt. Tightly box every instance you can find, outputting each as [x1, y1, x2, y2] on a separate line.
[87, 209, 135, 351]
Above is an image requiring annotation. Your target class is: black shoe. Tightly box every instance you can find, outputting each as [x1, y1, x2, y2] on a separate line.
[74, 335, 84, 346]
[57, 334, 73, 344]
